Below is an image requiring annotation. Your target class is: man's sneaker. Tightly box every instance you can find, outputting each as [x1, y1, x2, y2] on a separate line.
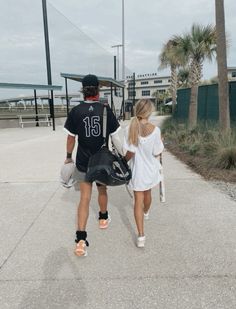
[137, 236, 146, 248]
[74, 240, 88, 257]
[99, 215, 111, 229]
[144, 211, 149, 220]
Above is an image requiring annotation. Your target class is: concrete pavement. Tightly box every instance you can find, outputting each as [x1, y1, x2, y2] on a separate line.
[0, 117, 236, 309]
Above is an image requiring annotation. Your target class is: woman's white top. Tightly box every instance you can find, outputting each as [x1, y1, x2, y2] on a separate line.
[123, 126, 164, 191]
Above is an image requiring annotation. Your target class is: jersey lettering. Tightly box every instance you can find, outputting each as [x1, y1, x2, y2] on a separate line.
[83, 116, 101, 137]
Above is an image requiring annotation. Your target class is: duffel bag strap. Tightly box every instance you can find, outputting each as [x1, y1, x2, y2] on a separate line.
[113, 161, 133, 198]
[102, 104, 107, 145]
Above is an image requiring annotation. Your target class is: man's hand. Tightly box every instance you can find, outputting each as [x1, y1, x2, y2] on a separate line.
[125, 151, 135, 162]
[64, 158, 73, 164]
[65, 134, 75, 164]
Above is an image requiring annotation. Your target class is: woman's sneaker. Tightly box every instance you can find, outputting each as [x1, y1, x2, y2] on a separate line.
[137, 236, 146, 248]
[144, 211, 149, 220]
[74, 240, 88, 257]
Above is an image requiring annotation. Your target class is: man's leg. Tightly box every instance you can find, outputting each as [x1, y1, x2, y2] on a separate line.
[75, 181, 92, 256]
[97, 184, 107, 213]
[97, 185, 110, 229]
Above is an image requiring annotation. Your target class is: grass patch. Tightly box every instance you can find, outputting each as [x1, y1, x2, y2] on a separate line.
[162, 118, 236, 182]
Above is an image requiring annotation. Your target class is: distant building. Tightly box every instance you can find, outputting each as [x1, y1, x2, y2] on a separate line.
[227, 67, 236, 80]
[125, 73, 171, 101]
[99, 72, 171, 104]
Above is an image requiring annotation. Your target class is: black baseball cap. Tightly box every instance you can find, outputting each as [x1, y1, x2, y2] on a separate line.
[82, 74, 99, 87]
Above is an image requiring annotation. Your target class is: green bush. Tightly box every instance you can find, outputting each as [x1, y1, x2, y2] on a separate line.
[162, 117, 236, 171]
[201, 141, 219, 156]
[177, 130, 188, 143]
[213, 147, 236, 169]
[179, 143, 190, 152]
[189, 142, 201, 156]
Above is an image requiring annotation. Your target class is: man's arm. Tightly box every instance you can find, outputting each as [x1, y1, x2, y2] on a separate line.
[125, 151, 135, 161]
[110, 129, 124, 155]
[64, 135, 75, 164]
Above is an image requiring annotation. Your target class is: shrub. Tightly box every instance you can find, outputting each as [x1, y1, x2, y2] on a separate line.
[179, 143, 190, 152]
[162, 117, 236, 171]
[177, 130, 188, 143]
[189, 142, 201, 156]
[213, 147, 236, 169]
[203, 130, 218, 142]
[201, 141, 219, 156]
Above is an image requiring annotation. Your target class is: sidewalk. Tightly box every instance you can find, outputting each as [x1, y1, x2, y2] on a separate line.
[0, 118, 236, 309]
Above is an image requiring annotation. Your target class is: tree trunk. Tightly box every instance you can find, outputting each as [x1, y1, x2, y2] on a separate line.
[170, 65, 177, 115]
[188, 83, 198, 128]
[188, 60, 201, 128]
[215, 0, 230, 130]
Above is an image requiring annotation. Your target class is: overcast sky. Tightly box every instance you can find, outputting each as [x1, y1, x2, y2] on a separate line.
[49, 0, 236, 76]
[0, 0, 236, 98]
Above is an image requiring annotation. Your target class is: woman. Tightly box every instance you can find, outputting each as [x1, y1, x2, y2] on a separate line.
[123, 99, 164, 247]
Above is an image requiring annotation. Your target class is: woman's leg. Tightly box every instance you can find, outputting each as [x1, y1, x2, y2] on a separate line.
[134, 191, 145, 236]
[143, 189, 152, 214]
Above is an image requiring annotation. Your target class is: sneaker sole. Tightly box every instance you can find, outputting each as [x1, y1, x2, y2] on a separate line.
[137, 243, 145, 248]
[74, 241, 88, 257]
[137, 236, 146, 248]
[99, 225, 108, 229]
[74, 250, 88, 257]
[99, 216, 111, 229]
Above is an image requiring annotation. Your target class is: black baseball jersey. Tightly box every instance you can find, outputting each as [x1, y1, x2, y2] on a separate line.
[64, 101, 120, 172]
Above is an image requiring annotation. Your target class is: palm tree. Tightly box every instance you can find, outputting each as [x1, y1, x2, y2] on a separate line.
[215, 0, 230, 130]
[152, 89, 170, 109]
[177, 67, 190, 88]
[159, 39, 186, 114]
[152, 90, 161, 110]
[174, 24, 217, 128]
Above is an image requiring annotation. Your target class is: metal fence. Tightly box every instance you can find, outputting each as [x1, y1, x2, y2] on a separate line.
[175, 81, 236, 122]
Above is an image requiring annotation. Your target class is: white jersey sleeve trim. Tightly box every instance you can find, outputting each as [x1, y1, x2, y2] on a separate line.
[110, 129, 124, 155]
[63, 127, 76, 137]
[110, 126, 121, 136]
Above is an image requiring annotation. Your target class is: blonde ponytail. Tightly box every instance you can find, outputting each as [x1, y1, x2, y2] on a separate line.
[128, 99, 154, 146]
[128, 116, 140, 146]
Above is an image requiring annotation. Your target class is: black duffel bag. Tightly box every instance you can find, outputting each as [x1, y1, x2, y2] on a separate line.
[86, 146, 131, 186]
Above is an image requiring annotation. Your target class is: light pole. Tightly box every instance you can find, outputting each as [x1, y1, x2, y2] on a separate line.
[122, 0, 125, 81]
[120, 0, 126, 119]
[111, 44, 122, 80]
[42, 0, 55, 130]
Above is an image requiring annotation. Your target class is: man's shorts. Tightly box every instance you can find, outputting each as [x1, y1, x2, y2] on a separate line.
[73, 167, 103, 186]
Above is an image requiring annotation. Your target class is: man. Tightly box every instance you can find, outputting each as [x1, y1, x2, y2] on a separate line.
[64, 74, 121, 257]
